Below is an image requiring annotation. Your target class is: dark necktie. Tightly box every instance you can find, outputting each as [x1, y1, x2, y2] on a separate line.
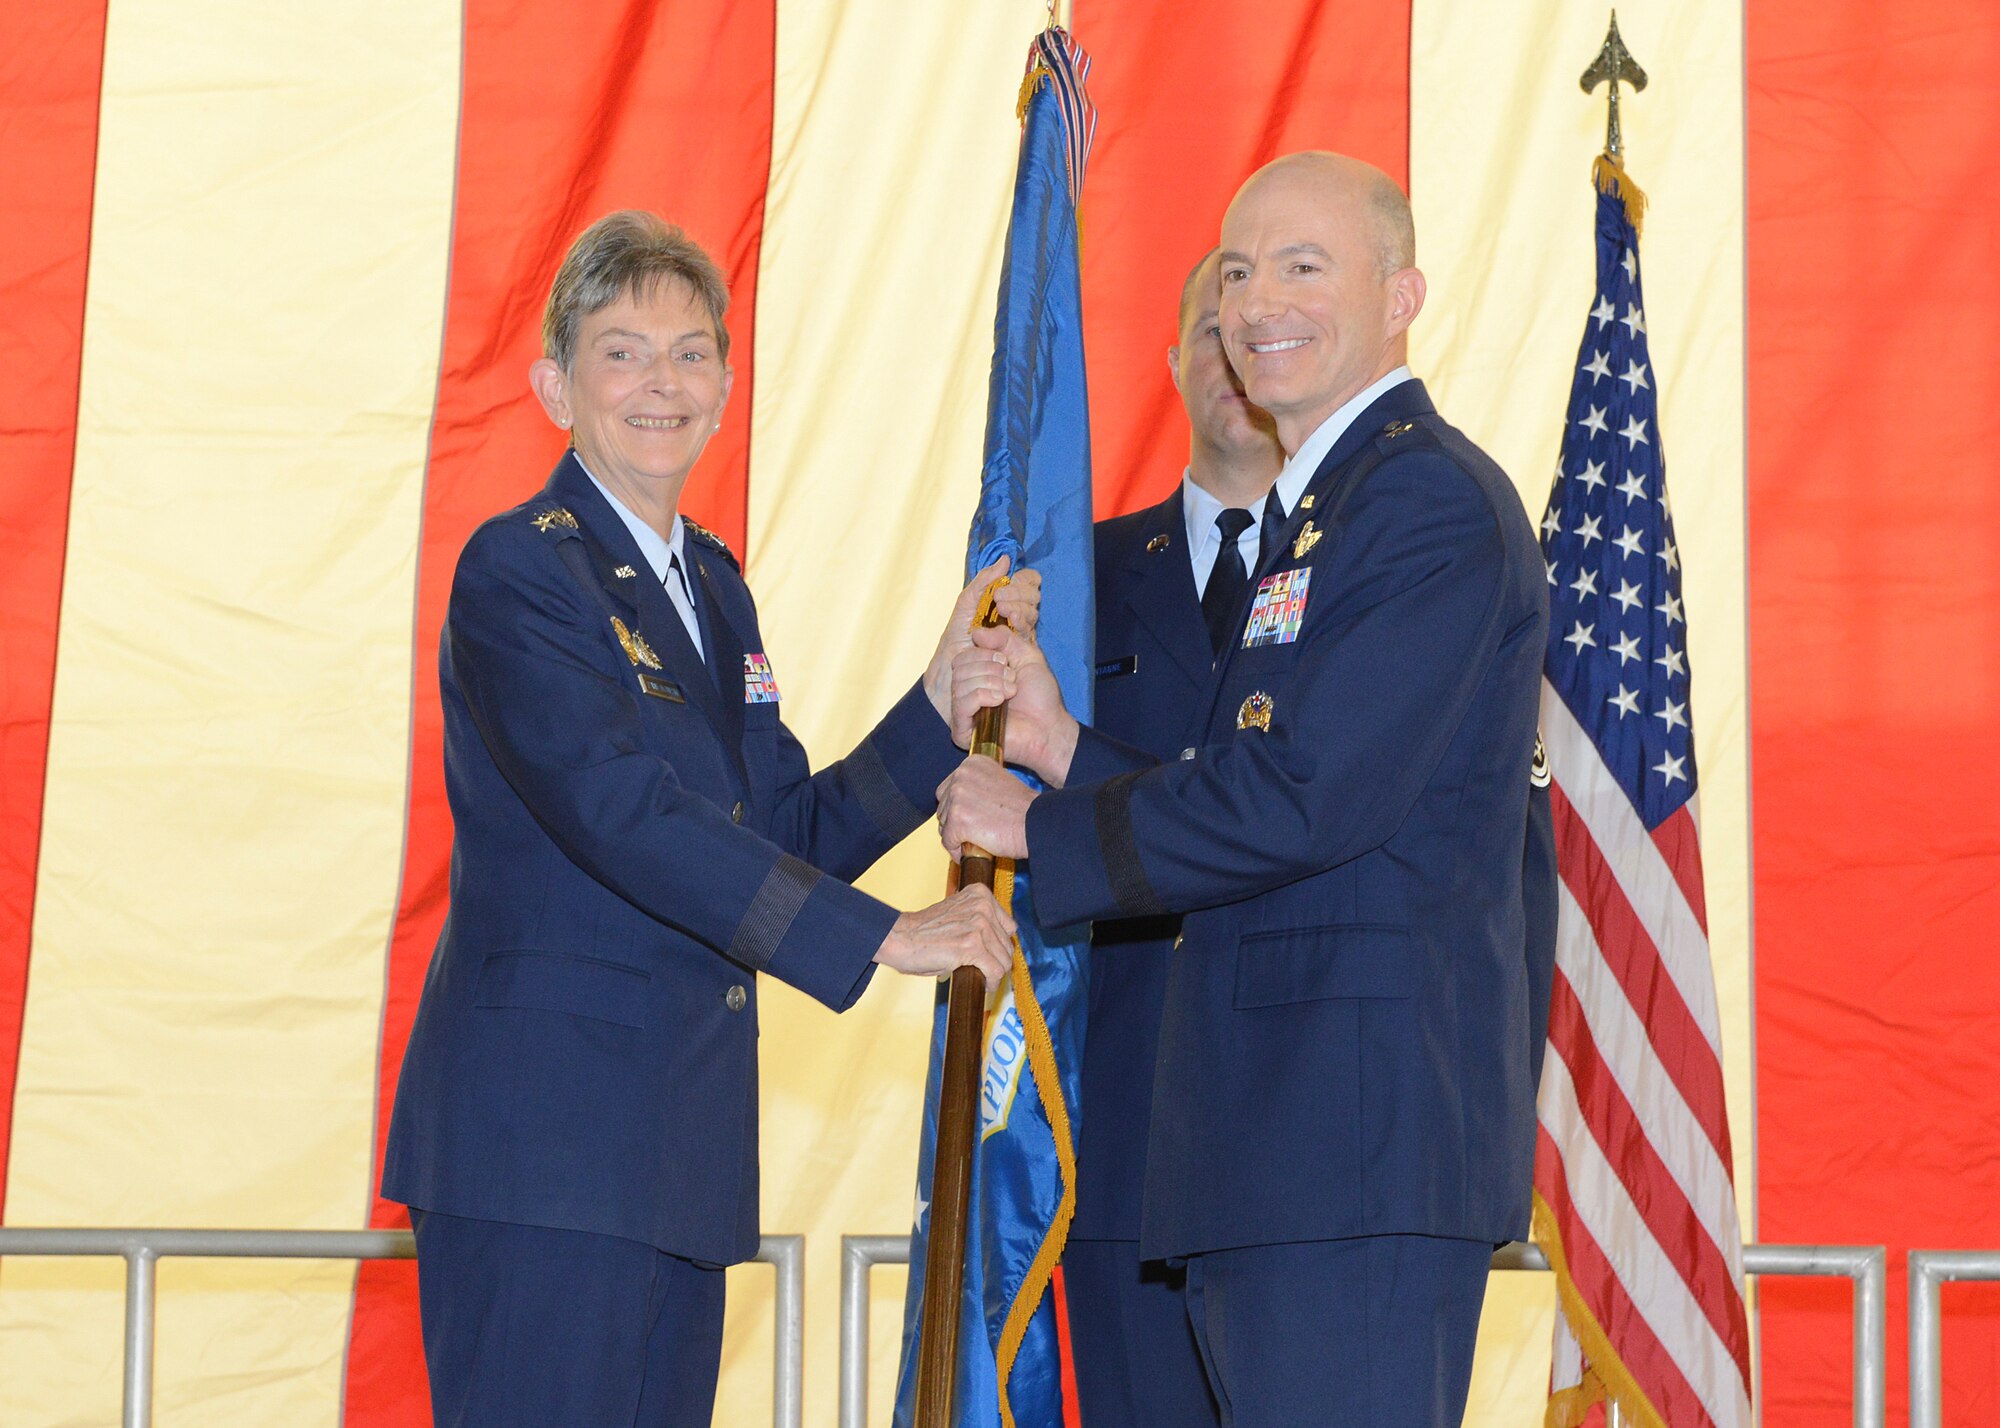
[1257, 490, 1289, 569]
[1200, 507, 1256, 656]
[668, 552, 716, 683]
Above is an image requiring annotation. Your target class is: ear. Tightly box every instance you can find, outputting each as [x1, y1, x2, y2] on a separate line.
[719, 362, 736, 417]
[1384, 267, 1427, 339]
[529, 357, 572, 430]
[1166, 345, 1183, 394]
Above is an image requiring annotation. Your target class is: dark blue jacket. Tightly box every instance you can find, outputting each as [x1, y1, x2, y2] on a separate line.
[1027, 381, 1555, 1260]
[383, 454, 960, 1266]
[1071, 488, 1210, 1242]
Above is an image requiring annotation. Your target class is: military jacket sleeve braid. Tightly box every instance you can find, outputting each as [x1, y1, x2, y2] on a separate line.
[447, 521, 898, 1010]
[1027, 450, 1510, 926]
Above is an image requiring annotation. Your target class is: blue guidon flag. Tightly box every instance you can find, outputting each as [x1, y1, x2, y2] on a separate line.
[892, 27, 1096, 1428]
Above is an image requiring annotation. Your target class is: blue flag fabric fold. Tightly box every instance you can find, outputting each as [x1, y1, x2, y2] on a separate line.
[891, 27, 1096, 1428]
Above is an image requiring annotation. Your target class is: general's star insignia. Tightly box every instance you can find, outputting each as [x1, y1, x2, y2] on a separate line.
[1237, 691, 1274, 732]
[1382, 419, 1417, 439]
[1146, 534, 1170, 553]
[531, 507, 579, 533]
[611, 616, 662, 670]
[1292, 520, 1322, 559]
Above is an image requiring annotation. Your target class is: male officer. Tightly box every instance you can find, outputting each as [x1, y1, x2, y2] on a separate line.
[1064, 247, 1281, 1428]
[940, 154, 1555, 1427]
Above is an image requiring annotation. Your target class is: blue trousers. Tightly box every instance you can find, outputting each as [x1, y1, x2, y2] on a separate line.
[411, 1208, 725, 1428]
[1183, 1235, 1492, 1428]
[1064, 1239, 1220, 1428]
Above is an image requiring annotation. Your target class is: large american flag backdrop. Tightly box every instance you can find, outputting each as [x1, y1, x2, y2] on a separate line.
[1, 2, 1995, 1425]
[1535, 158, 1753, 1428]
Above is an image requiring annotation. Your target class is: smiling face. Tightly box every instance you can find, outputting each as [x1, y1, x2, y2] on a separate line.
[530, 280, 733, 522]
[1169, 251, 1279, 463]
[1217, 155, 1424, 452]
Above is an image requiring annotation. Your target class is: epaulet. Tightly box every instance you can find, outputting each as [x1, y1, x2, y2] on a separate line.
[682, 516, 740, 571]
[525, 503, 580, 536]
[1373, 416, 1441, 454]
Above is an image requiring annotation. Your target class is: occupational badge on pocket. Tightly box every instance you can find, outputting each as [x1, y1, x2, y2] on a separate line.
[1241, 568, 1311, 648]
[1237, 692, 1274, 731]
[743, 652, 781, 703]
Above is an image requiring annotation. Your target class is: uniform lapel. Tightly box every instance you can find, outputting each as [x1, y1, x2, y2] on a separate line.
[1119, 489, 1210, 687]
[691, 556, 746, 752]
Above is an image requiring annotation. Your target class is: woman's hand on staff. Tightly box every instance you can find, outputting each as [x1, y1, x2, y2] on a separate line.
[924, 556, 1042, 728]
[874, 885, 1016, 990]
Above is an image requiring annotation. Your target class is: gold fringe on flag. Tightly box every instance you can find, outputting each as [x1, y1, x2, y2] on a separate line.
[1533, 1191, 1669, 1428]
[1593, 152, 1647, 236]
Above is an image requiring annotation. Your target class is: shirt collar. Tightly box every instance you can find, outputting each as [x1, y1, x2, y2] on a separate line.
[1180, 466, 1282, 553]
[576, 455, 685, 585]
[1276, 365, 1415, 501]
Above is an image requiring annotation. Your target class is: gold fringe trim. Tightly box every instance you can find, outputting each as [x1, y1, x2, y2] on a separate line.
[1592, 153, 1647, 237]
[1534, 1192, 1668, 1428]
[991, 856, 1081, 1428]
[1017, 62, 1049, 124]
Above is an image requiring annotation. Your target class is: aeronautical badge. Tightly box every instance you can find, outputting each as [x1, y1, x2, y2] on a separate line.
[1531, 731, 1552, 788]
[610, 616, 662, 670]
[531, 506, 579, 533]
[1292, 519, 1323, 559]
[1237, 692, 1274, 731]
[1241, 567, 1311, 648]
[743, 652, 782, 703]
[1146, 533, 1170, 553]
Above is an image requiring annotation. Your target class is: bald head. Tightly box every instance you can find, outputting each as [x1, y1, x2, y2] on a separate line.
[1238, 152, 1414, 278]
[1215, 150, 1428, 450]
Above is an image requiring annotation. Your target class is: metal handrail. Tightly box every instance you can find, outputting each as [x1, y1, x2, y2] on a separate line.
[1907, 1249, 2000, 1428]
[0, 1226, 804, 1428]
[840, 1236, 1888, 1428]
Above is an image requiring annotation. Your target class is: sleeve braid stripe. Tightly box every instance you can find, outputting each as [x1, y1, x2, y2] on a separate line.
[844, 737, 925, 839]
[1094, 770, 1162, 918]
[729, 854, 821, 971]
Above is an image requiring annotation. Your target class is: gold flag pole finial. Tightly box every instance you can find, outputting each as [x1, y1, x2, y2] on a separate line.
[1580, 11, 1648, 162]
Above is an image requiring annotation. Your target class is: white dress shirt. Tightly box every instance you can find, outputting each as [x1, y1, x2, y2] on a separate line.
[578, 461, 705, 660]
[1275, 365, 1415, 497]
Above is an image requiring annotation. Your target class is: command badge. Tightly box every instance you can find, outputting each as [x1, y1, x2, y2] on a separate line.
[1531, 731, 1551, 787]
[1237, 692, 1274, 731]
[1242, 568, 1311, 648]
[531, 506, 579, 533]
[743, 652, 782, 704]
[611, 616, 662, 670]
[1292, 519, 1323, 559]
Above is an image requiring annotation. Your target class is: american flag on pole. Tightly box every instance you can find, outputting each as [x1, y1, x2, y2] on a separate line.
[1532, 154, 1754, 1428]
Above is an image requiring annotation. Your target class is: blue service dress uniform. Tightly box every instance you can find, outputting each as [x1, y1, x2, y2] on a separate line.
[1064, 488, 1223, 1428]
[1025, 381, 1557, 1427]
[382, 452, 963, 1426]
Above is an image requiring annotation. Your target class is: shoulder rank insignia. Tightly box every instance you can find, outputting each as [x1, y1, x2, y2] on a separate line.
[1237, 691, 1274, 731]
[610, 616, 662, 670]
[681, 516, 740, 571]
[1292, 519, 1322, 560]
[1531, 731, 1551, 788]
[612, 564, 637, 579]
[531, 506, 579, 533]
[1382, 419, 1417, 440]
[1146, 533, 1170, 553]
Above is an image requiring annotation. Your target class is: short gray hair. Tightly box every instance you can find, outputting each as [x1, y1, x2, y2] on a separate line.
[542, 211, 731, 372]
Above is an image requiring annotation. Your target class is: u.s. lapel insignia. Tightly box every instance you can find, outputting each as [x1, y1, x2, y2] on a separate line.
[612, 564, 637, 579]
[610, 616, 663, 670]
[1237, 691, 1274, 731]
[1292, 519, 1323, 560]
[1146, 534, 1170, 553]
[1531, 731, 1551, 788]
[1382, 419, 1417, 440]
[1298, 494, 1316, 511]
[531, 506, 579, 533]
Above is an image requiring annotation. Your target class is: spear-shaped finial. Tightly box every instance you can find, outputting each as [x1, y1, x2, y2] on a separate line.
[1581, 11, 1647, 161]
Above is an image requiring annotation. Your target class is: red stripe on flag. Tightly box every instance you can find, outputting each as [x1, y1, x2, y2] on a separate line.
[0, 1, 110, 1215]
[1075, 0, 1411, 520]
[1550, 780, 1734, 1172]
[340, 2, 774, 1419]
[1536, 1128, 1719, 1428]
[1548, 970, 1753, 1387]
[1050, 1264, 1083, 1428]
[1648, 805, 1708, 936]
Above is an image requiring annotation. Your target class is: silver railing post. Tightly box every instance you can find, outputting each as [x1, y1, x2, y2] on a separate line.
[840, 1234, 911, 1428]
[756, 1234, 805, 1428]
[122, 1243, 157, 1428]
[1907, 1249, 2000, 1428]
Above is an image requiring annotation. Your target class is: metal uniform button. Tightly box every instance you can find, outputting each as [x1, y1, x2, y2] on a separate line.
[730, 801, 745, 824]
[1179, 747, 1197, 761]
[1173, 933, 1184, 950]
[725, 984, 747, 1012]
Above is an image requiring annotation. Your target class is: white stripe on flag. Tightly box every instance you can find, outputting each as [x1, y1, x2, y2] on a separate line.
[1542, 684, 1724, 1051]
[1548, 881, 1747, 1283]
[1540, 1051, 1754, 1427]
